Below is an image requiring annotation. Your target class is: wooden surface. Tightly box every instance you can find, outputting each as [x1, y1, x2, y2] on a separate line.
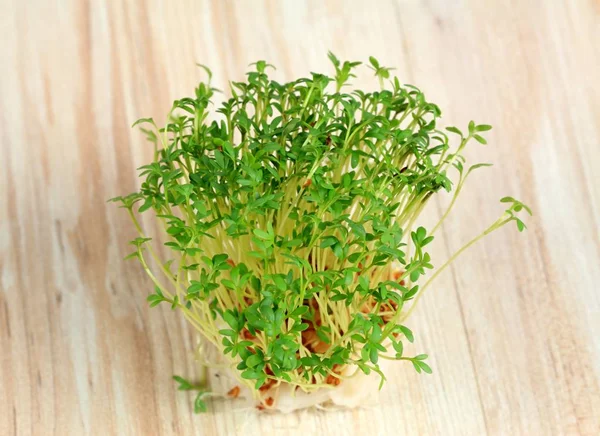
[1, 0, 599, 435]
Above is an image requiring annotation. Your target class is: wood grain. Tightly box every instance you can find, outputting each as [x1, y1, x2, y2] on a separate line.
[1, 0, 599, 434]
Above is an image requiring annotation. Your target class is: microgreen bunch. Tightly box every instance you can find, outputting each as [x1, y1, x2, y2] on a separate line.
[111, 53, 530, 405]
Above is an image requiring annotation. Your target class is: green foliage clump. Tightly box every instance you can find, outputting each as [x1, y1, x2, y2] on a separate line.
[111, 53, 530, 403]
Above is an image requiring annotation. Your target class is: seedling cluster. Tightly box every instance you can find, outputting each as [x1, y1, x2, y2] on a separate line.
[111, 53, 530, 411]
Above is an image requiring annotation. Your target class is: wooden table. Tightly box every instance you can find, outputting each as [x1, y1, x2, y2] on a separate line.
[2, 1, 599, 434]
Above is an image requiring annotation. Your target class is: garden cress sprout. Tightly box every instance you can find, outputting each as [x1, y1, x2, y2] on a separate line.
[110, 53, 531, 412]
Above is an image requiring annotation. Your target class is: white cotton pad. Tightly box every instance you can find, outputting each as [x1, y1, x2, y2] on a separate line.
[202, 338, 392, 413]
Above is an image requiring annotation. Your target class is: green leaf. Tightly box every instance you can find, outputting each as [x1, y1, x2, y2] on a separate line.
[418, 361, 432, 374]
[370, 324, 382, 342]
[393, 340, 403, 357]
[468, 120, 475, 134]
[446, 126, 462, 136]
[246, 354, 262, 368]
[219, 329, 236, 337]
[124, 251, 140, 261]
[147, 287, 168, 308]
[369, 56, 380, 69]
[369, 346, 379, 364]
[399, 325, 414, 343]
[291, 306, 309, 317]
[173, 375, 196, 391]
[222, 311, 239, 331]
[320, 236, 338, 248]
[328, 51, 340, 67]
[196, 63, 213, 81]
[468, 163, 493, 172]
[194, 392, 208, 413]
[253, 229, 271, 240]
[132, 117, 155, 128]
[254, 375, 267, 390]
[473, 134, 487, 144]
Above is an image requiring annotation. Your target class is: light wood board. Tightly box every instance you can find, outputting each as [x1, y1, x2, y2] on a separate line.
[1, 1, 599, 435]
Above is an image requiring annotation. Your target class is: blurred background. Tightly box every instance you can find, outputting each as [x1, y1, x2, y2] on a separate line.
[1, 1, 599, 435]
